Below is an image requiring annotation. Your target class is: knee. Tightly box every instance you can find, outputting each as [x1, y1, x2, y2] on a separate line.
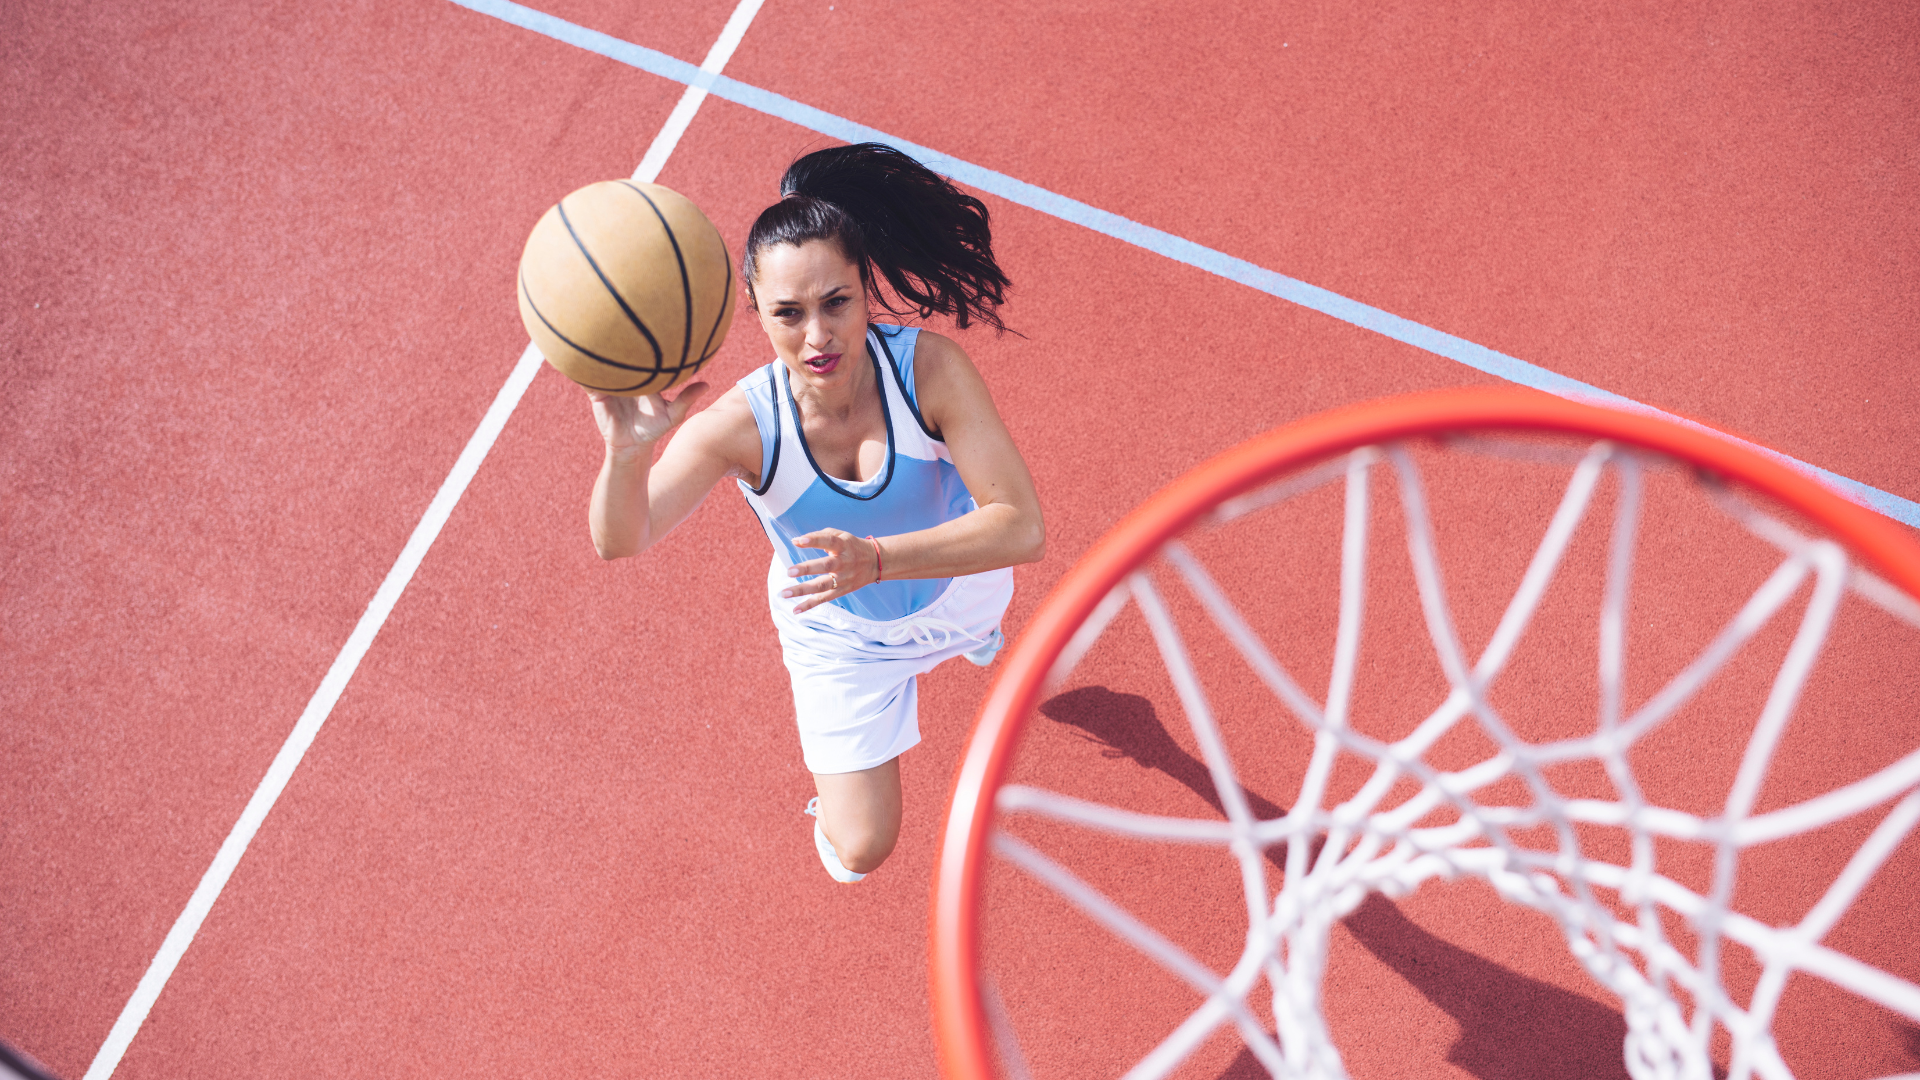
[831, 820, 899, 874]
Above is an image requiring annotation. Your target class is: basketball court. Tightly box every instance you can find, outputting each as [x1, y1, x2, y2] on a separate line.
[4, 1, 1917, 1078]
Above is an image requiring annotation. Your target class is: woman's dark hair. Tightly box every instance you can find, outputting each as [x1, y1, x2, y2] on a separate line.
[742, 143, 1012, 332]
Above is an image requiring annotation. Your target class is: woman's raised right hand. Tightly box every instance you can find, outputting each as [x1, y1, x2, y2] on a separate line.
[590, 382, 710, 457]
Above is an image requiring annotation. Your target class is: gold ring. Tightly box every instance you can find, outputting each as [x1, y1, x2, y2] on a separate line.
[826, 572, 839, 590]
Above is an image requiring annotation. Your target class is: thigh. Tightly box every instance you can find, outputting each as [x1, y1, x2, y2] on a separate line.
[812, 756, 903, 843]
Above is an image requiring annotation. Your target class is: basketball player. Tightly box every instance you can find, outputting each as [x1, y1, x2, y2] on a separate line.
[585, 144, 1043, 882]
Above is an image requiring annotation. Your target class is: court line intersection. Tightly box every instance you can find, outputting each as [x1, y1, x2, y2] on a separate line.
[449, 0, 1920, 531]
[81, 4, 1918, 1075]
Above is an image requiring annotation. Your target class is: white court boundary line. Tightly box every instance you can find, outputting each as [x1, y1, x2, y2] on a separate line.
[446, 0, 1920, 532]
[81, 1, 766, 1075]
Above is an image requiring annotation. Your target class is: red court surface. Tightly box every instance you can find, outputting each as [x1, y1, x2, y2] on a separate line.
[3, 1, 1916, 1078]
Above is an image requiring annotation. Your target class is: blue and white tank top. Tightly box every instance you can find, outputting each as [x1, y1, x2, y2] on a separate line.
[735, 325, 977, 623]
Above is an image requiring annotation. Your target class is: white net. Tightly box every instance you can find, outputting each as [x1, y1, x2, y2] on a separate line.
[986, 439, 1920, 1080]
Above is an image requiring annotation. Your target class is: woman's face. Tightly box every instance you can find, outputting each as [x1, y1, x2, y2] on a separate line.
[752, 239, 869, 388]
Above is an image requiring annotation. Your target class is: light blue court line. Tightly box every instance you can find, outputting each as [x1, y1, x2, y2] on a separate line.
[448, 0, 1920, 530]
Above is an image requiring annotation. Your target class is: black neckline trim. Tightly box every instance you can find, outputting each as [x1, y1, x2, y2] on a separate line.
[872, 326, 941, 441]
[747, 365, 781, 495]
[781, 330, 896, 500]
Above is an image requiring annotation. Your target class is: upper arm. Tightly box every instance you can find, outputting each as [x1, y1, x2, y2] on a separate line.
[913, 333, 1043, 525]
[644, 386, 762, 541]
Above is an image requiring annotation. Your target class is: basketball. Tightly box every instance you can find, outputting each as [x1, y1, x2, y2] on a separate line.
[516, 180, 737, 396]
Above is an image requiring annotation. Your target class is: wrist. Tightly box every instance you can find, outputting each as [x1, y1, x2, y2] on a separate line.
[605, 441, 654, 468]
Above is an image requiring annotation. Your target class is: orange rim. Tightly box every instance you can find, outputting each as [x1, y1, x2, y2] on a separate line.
[928, 386, 1920, 1080]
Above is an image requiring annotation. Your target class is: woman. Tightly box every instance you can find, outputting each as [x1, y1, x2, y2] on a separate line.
[586, 144, 1044, 882]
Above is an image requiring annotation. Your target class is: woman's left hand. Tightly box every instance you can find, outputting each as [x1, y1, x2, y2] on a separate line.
[783, 529, 882, 614]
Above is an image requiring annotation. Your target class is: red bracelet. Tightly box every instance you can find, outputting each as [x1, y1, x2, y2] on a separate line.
[868, 535, 883, 582]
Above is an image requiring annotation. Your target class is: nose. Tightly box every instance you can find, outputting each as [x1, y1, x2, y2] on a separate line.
[803, 313, 834, 351]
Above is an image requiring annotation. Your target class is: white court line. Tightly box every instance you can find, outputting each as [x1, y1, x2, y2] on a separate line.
[634, 0, 766, 183]
[449, 0, 1920, 532]
[81, 2, 766, 1076]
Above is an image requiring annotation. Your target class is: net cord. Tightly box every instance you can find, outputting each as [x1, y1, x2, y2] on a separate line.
[1129, 574, 1297, 1077]
[1709, 485, 1920, 631]
[992, 831, 1291, 1079]
[986, 440, 1920, 1080]
[981, 976, 1035, 1080]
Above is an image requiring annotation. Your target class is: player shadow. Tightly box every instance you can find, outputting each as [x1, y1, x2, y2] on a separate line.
[1337, 894, 1632, 1080]
[0, 1035, 63, 1080]
[1039, 686, 1291, 865]
[1039, 686, 1634, 1080]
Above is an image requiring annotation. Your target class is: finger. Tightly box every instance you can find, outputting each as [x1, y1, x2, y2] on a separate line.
[665, 381, 711, 426]
[790, 529, 848, 553]
[787, 539, 850, 578]
[781, 570, 842, 602]
[591, 390, 643, 414]
[790, 569, 846, 611]
[592, 392, 637, 419]
[788, 556, 834, 579]
[635, 392, 671, 420]
[590, 394, 635, 442]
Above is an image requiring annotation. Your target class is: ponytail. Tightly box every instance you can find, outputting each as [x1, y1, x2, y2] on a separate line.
[742, 143, 1013, 333]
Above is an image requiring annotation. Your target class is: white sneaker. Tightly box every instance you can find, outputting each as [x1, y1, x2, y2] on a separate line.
[804, 797, 865, 883]
[962, 628, 1004, 667]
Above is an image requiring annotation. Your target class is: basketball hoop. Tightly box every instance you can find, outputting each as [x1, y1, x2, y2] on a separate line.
[932, 388, 1920, 1080]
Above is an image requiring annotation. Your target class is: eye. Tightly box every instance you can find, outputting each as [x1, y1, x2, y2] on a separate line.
[773, 305, 800, 318]
[826, 296, 850, 311]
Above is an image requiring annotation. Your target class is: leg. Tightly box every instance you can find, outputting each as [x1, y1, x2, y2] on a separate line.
[811, 756, 903, 875]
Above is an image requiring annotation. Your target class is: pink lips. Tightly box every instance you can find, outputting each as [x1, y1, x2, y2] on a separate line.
[805, 352, 841, 375]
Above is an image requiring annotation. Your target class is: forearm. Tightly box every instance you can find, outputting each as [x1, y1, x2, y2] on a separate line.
[874, 501, 1045, 581]
[589, 446, 654, 559]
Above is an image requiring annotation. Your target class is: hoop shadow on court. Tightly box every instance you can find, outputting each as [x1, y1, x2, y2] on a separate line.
[1038, 686, 1631, 1080]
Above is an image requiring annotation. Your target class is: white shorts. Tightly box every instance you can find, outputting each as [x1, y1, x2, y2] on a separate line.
[767, 560, 1015, 774]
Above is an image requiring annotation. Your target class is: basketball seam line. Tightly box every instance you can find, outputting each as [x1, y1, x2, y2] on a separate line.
[700, 236, 734, 364]
[616, 180, 696, 374]
[555, 197, 665, 374]
[519, 270, 664, 388]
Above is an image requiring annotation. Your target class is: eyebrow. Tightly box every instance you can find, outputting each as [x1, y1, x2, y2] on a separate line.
[770, 284, 852, 307]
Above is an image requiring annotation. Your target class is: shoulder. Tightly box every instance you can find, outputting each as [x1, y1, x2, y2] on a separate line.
[908, 330, 981, 383]
[904, 331, 996, 434]
[904, 329, 973, 383]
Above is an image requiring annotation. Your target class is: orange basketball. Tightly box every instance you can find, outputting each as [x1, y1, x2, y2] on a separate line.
[516, 180, 736, 396]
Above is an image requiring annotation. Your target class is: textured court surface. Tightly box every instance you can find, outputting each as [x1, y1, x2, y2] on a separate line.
[4, 1, 1917, 1077]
